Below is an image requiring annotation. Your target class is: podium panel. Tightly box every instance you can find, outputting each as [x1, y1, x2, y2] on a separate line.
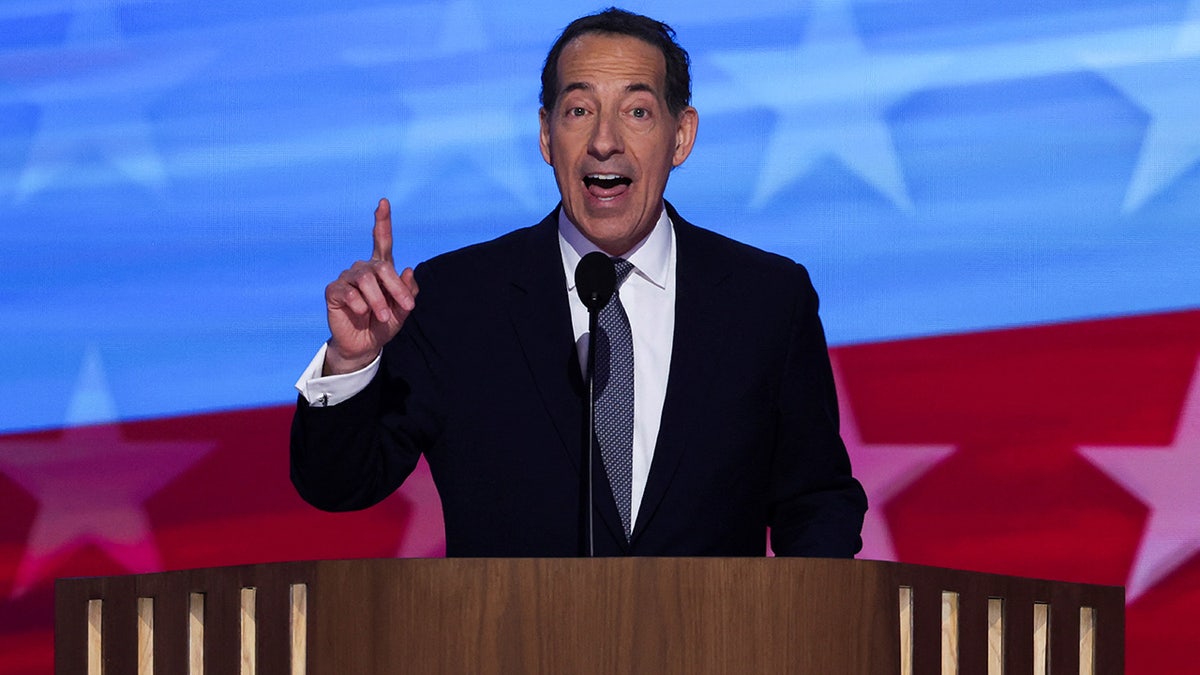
[56, 558, 1123, 674]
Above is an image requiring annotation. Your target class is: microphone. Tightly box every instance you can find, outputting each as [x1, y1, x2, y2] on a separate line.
[575, 251, 616, 311]
[574, 251, 615, 557]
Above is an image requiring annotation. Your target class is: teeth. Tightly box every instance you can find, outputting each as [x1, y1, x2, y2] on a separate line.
[584, 174, 631, 183]
[583, 173, 632, 193]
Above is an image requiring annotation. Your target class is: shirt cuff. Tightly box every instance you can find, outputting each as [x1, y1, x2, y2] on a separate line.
[294, 342, 381, 407]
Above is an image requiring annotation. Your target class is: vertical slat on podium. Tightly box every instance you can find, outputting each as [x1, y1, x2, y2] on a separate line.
[987, 597, 1005, 675]
[899, 586, 913, 675]
[1080, 606, 1097, 675]
[240, 587, 257, 675]
[941, 591, 960, 675]
[136, 597, 153, 675]
[290, 583, 308, 675]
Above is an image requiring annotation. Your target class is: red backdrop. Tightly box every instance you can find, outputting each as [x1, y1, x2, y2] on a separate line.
[2, 308, 1197, 673]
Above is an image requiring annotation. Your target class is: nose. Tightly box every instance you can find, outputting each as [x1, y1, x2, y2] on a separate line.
[588, 111, 624, 159]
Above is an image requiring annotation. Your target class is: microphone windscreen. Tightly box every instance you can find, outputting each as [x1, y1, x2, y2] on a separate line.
[575, 251, 616, 312]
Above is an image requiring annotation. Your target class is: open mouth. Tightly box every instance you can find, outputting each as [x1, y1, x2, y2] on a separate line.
[583, 174, 632, 190]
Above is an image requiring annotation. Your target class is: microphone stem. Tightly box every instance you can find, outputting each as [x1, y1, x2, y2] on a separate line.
[585, 302, 599, 557]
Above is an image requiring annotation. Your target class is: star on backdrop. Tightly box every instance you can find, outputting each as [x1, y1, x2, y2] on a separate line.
[332, 0, 542, 211]
[706, 0, 950, 211]
[1080, 357, 1200, 601]
[1084, 2, 1200, 213]
[0, 347, 213, 597]
[832, 361, 956, 561]
[390, 77, 543, 210]
[11, 0, 212, 203]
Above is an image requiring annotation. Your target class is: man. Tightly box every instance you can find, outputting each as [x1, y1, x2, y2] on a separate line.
[291, 8, 866, 557]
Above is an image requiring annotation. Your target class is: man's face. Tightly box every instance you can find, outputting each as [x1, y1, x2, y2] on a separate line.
[540, 33, 698, 256]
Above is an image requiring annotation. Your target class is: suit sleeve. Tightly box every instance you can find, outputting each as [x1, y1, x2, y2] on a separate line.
[767, 265, 868, 557]
[289, 264, 444, 512]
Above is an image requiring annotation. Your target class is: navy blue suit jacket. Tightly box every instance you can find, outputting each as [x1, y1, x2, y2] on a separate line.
[291, 204, 866, 557]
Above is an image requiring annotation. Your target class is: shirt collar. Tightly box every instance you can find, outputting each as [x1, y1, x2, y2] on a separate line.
[558, 205, 673, 291]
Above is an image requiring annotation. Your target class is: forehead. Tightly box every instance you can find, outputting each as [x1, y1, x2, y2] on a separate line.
[555, 33, 666, 93]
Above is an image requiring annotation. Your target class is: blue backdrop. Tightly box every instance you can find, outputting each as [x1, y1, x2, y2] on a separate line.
[2, 0, 1198, 428]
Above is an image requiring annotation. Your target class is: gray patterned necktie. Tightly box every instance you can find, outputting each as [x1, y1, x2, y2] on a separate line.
[594, 258, 635, 540]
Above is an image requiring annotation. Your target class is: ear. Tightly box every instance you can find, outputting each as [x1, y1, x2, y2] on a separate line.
[671, 106, 699, 167]
[539, 107, 553, 166]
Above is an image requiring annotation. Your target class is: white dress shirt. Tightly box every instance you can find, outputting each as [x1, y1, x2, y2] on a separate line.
[558, 207, 676, 530]
[295, 206, 678, 529]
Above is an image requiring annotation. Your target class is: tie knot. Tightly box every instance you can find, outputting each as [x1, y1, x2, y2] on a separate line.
[611, 258, 635, 286]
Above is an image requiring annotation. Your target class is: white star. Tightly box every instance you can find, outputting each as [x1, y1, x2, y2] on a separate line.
[707, 0, 949, 211]
[1085, 3, 1200, 212]
[11, 0, 212, 202]
[0, 347, 213, 596]
[334, 0, 541, 212]
[1080, 357, 1200, 601]
[390, 77, 542, 210]
[832, 357, 956, 561]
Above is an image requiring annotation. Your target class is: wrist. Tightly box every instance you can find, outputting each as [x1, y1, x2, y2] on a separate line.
[322, 343, 379, 376]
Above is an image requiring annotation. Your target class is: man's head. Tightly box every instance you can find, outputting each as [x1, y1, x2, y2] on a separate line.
[539, 8, 698, 256]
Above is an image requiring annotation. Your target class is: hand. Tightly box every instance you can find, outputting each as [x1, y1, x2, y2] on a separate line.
[323, 198, 419, 375]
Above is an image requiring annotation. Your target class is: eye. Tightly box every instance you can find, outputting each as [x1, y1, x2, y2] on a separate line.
[569, 106, 587, 117]
[631, 108, 648, 118]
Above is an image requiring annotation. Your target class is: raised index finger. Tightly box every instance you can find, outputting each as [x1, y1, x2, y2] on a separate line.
[371, 197, 394, 263]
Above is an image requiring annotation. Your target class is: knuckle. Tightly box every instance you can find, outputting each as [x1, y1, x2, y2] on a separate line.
[326, 279, 350, 300]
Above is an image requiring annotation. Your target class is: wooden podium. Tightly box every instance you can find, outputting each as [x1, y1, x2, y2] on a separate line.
[56, 558, 1123, 674]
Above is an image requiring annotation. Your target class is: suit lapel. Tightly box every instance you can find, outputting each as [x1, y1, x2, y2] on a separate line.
[506, 210, 582, 465]
[632, 209, 733, 542]
[505, 210, 628, 549]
